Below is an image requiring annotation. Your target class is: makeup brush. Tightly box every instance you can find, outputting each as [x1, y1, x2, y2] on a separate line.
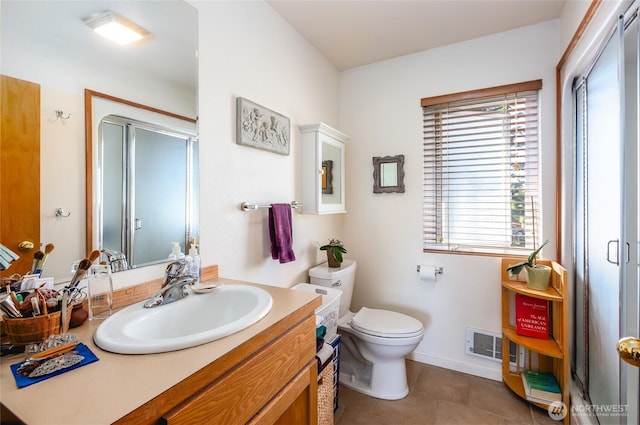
[31, 251, 44, 274]
[68, 258, 92, 290]
[87, 249, 101, 264]
[7, 286, 20, 307]
[36, 243, 55, 274]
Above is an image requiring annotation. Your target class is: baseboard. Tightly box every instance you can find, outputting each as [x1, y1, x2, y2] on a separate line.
[407, 351, 502, 382]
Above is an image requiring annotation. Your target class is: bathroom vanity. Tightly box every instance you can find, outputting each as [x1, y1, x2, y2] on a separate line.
[0, 279, 321, 424]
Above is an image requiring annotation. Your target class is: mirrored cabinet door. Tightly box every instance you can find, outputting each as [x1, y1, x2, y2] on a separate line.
[300, 123, 349, 214]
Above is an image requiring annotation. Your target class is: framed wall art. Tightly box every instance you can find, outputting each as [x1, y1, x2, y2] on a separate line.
[236, 97, 290, 155]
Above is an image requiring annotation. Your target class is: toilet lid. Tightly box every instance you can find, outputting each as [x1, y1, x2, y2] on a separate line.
[351, 307, 424, 338]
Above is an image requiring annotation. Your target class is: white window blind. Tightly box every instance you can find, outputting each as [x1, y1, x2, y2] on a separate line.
[421, 80, 542, 255]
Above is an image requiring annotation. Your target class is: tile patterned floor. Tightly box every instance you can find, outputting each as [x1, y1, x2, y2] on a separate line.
[334, 360, 560, 425]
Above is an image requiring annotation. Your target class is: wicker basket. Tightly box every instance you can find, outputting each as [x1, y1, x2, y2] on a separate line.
[2, 306, 72, 345]
[318, 362, 334, 425]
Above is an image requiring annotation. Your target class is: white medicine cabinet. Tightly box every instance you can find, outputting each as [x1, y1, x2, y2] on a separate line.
[300, 123, 349, 214]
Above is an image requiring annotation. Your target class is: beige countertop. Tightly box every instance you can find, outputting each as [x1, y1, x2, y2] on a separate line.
[0, 279, 319, 425]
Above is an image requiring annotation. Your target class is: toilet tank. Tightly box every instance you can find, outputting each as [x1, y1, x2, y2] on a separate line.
[309, 259, 356, 318]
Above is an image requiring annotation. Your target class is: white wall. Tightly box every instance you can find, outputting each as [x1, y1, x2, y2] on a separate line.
[190, 0, 345, 287]
[338, 20, 561, 380]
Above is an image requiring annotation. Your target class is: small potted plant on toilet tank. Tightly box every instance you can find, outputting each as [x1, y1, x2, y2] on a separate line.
[506, 239, 551, 290]
[319, 238, 347, 268]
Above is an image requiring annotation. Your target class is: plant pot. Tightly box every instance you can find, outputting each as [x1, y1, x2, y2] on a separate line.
[326, 251, 341, 268]
[525, 265, 551, 290]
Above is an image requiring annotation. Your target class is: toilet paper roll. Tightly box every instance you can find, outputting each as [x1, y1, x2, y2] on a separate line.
[419, 265, 437, 282]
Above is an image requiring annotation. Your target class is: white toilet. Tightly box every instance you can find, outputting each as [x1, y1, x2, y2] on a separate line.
[309, 259, 424, 400]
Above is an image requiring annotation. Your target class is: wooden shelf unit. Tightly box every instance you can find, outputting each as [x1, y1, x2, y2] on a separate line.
[501, 259, 569, 423]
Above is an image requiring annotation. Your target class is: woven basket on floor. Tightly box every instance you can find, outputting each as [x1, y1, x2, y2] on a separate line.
[318, 361, 334, 425]
[2, 306, 72, 345]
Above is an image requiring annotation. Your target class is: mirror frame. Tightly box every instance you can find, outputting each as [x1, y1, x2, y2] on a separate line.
[372, 155, 405, 193]
[84, 89, 197, 256]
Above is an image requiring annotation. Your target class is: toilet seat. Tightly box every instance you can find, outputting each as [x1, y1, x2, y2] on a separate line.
[350, 307, 424, 338]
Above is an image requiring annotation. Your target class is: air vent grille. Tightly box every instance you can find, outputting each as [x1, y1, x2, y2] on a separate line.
[465, 328, 522, 365]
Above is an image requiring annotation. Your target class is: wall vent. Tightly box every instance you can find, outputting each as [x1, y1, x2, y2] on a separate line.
[465, 328, 524, 365]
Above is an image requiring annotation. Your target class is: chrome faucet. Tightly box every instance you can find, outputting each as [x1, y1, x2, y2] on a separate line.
[143, 260, 196, 308]
[101, 249, 129, 273]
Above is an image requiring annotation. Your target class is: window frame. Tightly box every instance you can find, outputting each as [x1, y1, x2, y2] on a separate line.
[421, 79, 543, 256]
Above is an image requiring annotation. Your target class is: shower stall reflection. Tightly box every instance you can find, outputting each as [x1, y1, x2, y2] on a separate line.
[99, 115, 198, 268]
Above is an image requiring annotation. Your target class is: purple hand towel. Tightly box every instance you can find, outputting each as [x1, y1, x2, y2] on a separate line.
[269, 204, 296, 263]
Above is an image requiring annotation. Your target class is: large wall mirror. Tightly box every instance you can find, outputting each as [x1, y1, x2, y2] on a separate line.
[2, 1, 198, 281]
[86, 91, 198, 269]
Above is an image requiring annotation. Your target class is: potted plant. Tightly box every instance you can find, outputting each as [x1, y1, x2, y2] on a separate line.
[506, 239, 551, 290]
[319, 238, 347, 268]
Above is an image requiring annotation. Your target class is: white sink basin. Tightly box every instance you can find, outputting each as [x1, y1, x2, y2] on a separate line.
[94, 284, 273, 354]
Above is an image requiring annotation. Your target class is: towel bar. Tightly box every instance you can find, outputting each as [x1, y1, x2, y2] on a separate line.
[241, 201, 303, 212]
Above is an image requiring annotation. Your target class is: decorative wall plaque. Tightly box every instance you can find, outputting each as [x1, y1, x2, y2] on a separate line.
[236, 97, 290, 155]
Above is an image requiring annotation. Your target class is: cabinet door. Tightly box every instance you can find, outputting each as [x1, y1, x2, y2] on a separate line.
[163, 316, 316, 425]
[318, 133, 345, 214]
[0, 75, 40, 278]
[300, 123, 349, 215]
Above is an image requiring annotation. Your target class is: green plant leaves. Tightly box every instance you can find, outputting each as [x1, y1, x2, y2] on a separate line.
[319, 243, 347, 263]
[506, 239, 549, 276]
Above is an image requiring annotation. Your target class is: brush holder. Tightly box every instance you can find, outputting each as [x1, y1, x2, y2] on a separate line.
[2, 305, 72, 345]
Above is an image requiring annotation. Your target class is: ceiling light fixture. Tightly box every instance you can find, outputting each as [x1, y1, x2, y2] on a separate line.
[84, 11, 150, 46]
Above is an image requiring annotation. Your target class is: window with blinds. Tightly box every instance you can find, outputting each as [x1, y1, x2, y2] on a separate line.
[421, 80, 542, 255]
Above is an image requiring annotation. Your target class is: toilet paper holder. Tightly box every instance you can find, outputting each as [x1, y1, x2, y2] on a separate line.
[416, 265, 444, 275]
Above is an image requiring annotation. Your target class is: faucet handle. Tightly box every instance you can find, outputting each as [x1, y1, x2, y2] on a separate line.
[165, 260, 188, 279]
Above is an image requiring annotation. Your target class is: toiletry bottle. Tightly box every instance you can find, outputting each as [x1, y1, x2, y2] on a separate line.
[188, 243, 201, 283]
[168, 242, 184, 260]
[184, 250, 193, 276]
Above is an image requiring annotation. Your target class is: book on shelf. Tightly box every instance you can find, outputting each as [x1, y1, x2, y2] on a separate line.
[520, 370, 561, 404]
[515, 293, 549, 339]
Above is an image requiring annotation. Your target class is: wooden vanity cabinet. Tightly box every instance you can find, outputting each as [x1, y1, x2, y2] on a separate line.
[115, 306, 319, 425]
[162, 315, 318, 425]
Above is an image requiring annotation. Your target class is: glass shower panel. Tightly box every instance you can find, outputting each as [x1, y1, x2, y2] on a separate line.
[574, 6, 640, 424]
[133, 128, 188, 266]
[101, 122, 125, 253]
[623, 8, 639, 335]
[574, 83, 586, 389]
[585, 34, 620, 414]
[623, 14, 639, 422]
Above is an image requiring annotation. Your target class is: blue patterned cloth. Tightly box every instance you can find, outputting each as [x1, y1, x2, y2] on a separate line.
[10, 343, 99, 388]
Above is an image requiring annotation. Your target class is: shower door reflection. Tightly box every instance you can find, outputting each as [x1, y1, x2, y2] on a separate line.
[100, 116, 198, 268]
